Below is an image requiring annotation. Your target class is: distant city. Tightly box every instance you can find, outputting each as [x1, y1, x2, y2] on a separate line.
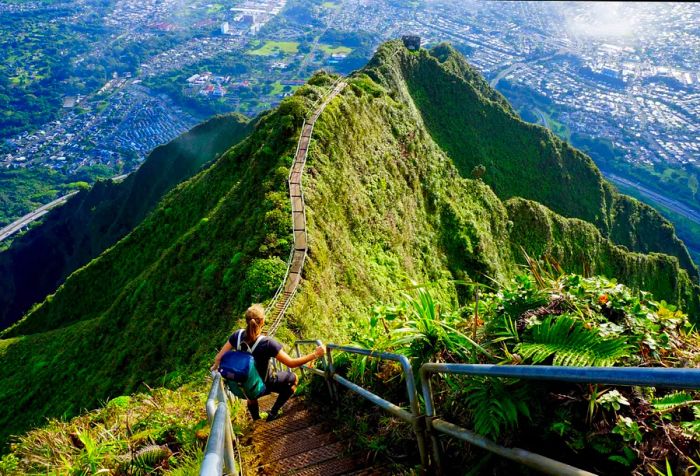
[1, 0, 698, 261]
[3, 1, 697, 172]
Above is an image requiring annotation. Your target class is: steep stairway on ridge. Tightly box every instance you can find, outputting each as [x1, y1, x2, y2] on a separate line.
[265, 80, 345, 335]
[241, 80, 380, 475]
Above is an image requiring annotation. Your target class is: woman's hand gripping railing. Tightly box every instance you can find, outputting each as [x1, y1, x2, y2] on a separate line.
[323, 344, 429, 471]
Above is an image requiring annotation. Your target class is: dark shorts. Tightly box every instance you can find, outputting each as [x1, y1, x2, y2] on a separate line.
[263, 370, 297, 395]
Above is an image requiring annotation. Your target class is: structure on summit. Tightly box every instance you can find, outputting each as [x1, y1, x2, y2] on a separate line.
[402, 35, 421, 51]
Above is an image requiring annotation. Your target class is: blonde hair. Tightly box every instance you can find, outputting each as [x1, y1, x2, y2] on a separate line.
[244, 304, 265, 342]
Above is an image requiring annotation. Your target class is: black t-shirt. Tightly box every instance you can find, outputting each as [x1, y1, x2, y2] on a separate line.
[228, 330, 283, 382]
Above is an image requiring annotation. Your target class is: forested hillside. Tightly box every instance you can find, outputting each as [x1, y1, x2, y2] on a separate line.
[369, 42, 698, 280]
[1, 41, 698, 469]
[0, 114, 251, 332]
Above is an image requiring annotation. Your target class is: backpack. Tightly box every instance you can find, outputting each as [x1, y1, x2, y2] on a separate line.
[218, 330, 266, 400]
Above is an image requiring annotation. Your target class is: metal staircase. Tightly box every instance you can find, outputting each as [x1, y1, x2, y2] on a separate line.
[265, 80, 346, 337]
[242, 394, 381, 475]
[200, 80, 348, 476]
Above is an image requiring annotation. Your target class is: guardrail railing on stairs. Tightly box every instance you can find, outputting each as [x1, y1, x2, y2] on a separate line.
[419, 364, 700, 476]
[200, 372, 242, 476]
[294, 342, 429, 469]
[295, 339, 700, 476]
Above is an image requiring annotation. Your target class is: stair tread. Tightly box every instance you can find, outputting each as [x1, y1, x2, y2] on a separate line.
[257, 431, 338, 463]
[288, 455, 365, 476]
[262, 441, 349, 474]
[254, 419, 328, 442]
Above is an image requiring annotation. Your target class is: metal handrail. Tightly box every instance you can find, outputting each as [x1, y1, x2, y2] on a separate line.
[320, 344, 429, 469]
[200, 372, 242, 476]
[294, 339, 327, 378]
[419, 364, 700, 475]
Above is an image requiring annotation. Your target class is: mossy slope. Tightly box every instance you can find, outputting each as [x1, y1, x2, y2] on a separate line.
[0, 96, 309, 445]
[507, 197, 700, 313]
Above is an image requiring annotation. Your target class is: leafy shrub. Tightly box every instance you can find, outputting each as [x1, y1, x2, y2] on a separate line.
[239, 257, 287, 303]
[335, 267, 700, 474]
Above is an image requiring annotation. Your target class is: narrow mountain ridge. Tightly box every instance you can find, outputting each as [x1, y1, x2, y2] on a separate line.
[365, 41, 698, 280]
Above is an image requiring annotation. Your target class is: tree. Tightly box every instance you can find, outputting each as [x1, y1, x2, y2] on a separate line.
[471, 164, 486, 180]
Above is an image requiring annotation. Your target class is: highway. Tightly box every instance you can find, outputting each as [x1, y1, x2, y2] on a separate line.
[489, 48, 568, 89]
[605, 172, 700, 224]
[0, 173, 131, 243]
[0, 191, 79, 242]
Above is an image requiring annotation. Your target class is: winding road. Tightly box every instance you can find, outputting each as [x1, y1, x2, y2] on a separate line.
[0, 173, 132, 243]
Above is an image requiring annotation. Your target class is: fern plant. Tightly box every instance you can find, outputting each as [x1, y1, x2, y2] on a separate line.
[651, 392, 699, 412]
[450, 376, 532, 440]
[515, 315, 631, 366]
[130, 444, 172, 474]
[388, 288, 491, 365]
[652, 392, 700, 442]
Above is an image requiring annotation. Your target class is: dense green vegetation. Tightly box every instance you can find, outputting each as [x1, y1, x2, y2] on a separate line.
[0, 114, 251, 332]
[498, 78, 700, 264]
[507, 197, 700, 315]
[0, 379, 249, 475]
[328, 270, 700, 474]
[0, 84, 316, 447]
[0, 42, 698, 476]
[369, 42, 697, 280]
[614, 180, 700, 268]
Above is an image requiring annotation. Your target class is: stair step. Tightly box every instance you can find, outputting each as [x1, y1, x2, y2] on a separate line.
[255, 421, 328, 446]
[259, 431, 337, 462]
[253, 413, 322, 440]
[263, 441, 348, 474]
[257, 395, 304, 413]
[289, 455, 364, 476]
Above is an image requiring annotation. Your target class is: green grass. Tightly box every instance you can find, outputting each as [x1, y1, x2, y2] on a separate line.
[0, 379, 248, 475]
[248, 41, 299, 56]
[206, 3, 223, 13]
[537, 106, 571, 140]
[318, 44, 353, 56]
[270, 80, 284, 95]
